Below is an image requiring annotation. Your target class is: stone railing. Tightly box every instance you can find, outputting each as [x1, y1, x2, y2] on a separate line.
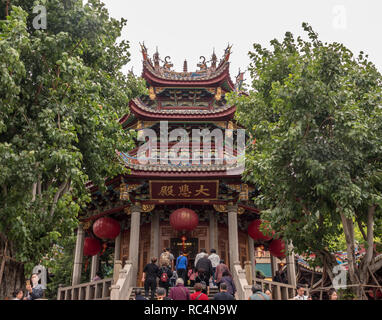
[57, 278, 113, 300]
[110, 260, 134, 300]
[242, 260, 309, 300]
[232, 261, 253, 300]
[254, 278, 301, 300]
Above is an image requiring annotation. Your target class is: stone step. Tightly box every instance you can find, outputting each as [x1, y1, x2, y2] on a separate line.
[129, 286, 220, 300]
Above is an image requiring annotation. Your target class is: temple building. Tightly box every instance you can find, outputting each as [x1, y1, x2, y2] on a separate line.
[58, 45, 297, 300]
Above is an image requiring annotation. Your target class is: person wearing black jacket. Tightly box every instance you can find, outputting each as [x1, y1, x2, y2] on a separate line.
[195, 255, 213, 295]
[213, 282, 235, 300]
[158, 264, 173, 296]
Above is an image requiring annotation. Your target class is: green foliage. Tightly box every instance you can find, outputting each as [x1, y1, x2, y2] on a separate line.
[43, 235, 76, 299]
[0, 0, 145, 275]
[228, 23, 382, 263]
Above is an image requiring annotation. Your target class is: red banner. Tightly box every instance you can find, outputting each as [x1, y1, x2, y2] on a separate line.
[149, 180, 219, 200]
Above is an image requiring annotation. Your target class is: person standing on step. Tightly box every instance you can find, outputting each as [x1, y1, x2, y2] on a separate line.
[134, 288, 147, 300]
[159, 248, 175, 270]
[194, 249, 208, 267]
[215, 260, 231, 287]
[208, 249, 220, 287]
[158, 263, 173, 296]
[175, 251, 188, 283]
[169, 278, 190, 300]
[213, 282, 235, 300]
[142, 257, 159, 300]
[156, 287, 171, 300]
[190, 283, 209, 300]
[195, 253, 213, 296]
[220, 270, 236, 297]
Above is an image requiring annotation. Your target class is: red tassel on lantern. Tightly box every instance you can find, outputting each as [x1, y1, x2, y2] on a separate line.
[84, 257, 89, 272]
[100, 242, 108, 255]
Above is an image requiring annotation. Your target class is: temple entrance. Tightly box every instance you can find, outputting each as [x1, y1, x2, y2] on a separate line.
[170, 237, 198, 266]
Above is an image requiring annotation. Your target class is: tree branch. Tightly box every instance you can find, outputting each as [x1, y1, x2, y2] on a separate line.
[364, 205, 376, 267]
[49, 181, 68, 217]
[0, 239, 8, 286]
[5, 0, 10, 17]
[31, 183, 37, 202]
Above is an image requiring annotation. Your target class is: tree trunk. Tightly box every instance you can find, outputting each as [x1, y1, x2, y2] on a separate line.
[340, 213, 361, 297]
[0, 235, 25, 299]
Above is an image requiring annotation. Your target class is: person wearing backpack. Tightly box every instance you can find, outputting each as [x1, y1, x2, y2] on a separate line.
[159, 248, 174, 269]
[190, 283, 209, 300]
[158, 264, 173, 296]
[195, 254, 213, 295]
[175, 252, 188, 283]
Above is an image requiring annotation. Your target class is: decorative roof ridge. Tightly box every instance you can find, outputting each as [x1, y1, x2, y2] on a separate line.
[139, 43, 233, 83]
[131, 97, 234, 115]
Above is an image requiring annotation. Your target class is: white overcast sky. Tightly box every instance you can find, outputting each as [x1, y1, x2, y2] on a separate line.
[92, 0, 382, 80]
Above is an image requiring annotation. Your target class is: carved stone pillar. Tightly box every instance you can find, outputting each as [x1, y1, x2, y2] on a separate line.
[270, 255, 277, 279]
[209, 211, 218, 251]
[150, 210, 160, 260]
[248, 235, 256, 282]
[114, 233, 121, 262]
[72, 224, 84, 286]
[129, 204, 141, 285]
[90, 254, 99, 281]
[286, 241, 297, 287]
[227, 205, 239, 271]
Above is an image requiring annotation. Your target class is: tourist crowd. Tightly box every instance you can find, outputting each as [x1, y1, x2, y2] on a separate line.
[140, 248, 236, 300]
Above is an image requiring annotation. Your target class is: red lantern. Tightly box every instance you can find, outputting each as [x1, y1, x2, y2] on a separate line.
[83, 238, 101, 256]
[269, 239, 286, 259]
[248, 220, 274, 241]
[93, 217, 121, 240]
[170, 208, 198, 232]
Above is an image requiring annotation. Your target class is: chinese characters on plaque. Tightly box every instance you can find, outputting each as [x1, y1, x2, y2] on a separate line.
[150, 180, 219, 200]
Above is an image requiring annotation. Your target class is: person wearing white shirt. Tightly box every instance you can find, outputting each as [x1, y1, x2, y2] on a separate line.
[293, 286, 309, 300]
[194, 249, 208, 267]
[208, 249, 220, 287]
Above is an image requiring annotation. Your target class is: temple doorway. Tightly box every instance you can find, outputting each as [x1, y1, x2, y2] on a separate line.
[170, 237, 198, 266]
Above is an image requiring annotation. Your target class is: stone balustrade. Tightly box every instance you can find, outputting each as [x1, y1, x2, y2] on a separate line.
[57, 278, 113, 300]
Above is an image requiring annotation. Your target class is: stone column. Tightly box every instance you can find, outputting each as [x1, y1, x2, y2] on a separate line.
[129, 204, 141, 285]
[270, 255, 277, 279]
[72, 224, 85, 286]
[90, 254, 99, 281]
[150, 211, 160, 260]
[227, 205, 239, 271]
[286, 241, 297, 287]
[248, 235, 256, 283]
[209, 211, 218, 251]
[114, 233, 121, 263]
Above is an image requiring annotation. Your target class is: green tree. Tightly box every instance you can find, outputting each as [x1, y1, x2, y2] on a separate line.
[228, 23, 382, 297]
[0, 0, 145, 298]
